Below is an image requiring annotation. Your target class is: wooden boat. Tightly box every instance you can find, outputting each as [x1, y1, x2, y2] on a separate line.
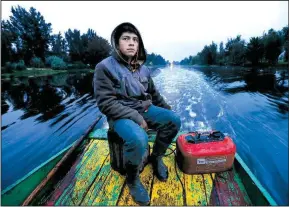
[1, 116, 277, 206]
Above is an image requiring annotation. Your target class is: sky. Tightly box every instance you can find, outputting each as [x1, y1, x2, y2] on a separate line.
[2, 1, 288, 62]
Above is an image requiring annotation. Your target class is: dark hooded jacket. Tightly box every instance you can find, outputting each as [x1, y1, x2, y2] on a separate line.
[93, 22, 171, 126]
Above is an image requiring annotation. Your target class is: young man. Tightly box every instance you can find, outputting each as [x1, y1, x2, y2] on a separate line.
[93, 22, 181, 205]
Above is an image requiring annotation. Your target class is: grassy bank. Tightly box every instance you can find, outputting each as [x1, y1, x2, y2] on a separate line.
[1, 68, 94, 79]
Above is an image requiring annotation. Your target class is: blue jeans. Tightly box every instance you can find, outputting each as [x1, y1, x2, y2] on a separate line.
[112, 105, 181, 166]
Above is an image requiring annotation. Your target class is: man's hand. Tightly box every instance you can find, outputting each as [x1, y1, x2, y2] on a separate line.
[140, 120, 148, 131]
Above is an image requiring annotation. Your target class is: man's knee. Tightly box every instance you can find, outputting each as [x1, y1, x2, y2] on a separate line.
[124, 129, 148, 151]
[124, 131, 148, 166]
[172, 113, 181, 130]
[166, 111, 181, 131]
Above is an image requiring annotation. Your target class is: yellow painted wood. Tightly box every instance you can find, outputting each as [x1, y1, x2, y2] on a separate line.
[117, 164, 154, 206]
[203, 173, 216, 205]
[184, 173, 215, 206]
[150, 147, 184, 206]
[81, 157, 111, 205]
[91, 159, 126, 205]
[52, 139, 235, 206]
[184, 174, 206, 206]
[65, 140, 109, 205]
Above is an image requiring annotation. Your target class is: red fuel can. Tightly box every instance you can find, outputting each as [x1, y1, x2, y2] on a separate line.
[176, 131, 236, 174]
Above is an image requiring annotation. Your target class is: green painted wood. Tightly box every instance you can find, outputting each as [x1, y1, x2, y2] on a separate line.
[231, 165, 252, 205]
[234, 154, 277, 206]
[89, 128, 108, 139]
[89, 128, 184, 143]
[52, 141, 100, 205]
[1, 141, 75, 206]
[28, 140, 91, 205]
[21, 118, 101, 206]
[43, 140, 97, 205]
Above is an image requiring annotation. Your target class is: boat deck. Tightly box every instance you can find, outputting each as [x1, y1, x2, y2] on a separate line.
[39, 137, 252, 206]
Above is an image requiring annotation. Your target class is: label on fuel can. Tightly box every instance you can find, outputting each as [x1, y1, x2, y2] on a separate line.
[197, 157, 227, 165]
[195, 156, 228, 172]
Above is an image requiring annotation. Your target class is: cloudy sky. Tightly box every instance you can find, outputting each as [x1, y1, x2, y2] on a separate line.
[2, 1, 288, 61]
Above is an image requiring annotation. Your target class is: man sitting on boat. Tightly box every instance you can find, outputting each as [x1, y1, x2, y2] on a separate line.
[93, 22, 181, 205]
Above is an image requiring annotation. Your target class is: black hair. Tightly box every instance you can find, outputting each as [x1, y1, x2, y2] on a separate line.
[114, 25, 139, 46]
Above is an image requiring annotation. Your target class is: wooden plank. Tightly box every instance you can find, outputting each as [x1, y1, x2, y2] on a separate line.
[89, 128, 108, 139]
[80, 157, 116, 205]
[45, 140, 97, 205]
[209, 173, 221, 205]
[117, 163, 154, 206]
[53, 140, 109, 205]
[230, 167, 252, 205]
[211, 170, 252, 206]
[234, 154, 275, 205]
[150, 146, 185, 206]
[184, 174, 206, 206]
[43, 136, 254, 206]
[203, 173, 216, 205]
[65, 140, 110, 205]
[22, 117, 101, 206]
[90, 160, 126, 205]
[213, 172, 234, 205]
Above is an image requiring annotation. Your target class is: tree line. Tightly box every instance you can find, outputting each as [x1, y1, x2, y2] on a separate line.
[1, 5, 168, 72]
[179, 26, 288, 66]
[145, 53, 169, 66]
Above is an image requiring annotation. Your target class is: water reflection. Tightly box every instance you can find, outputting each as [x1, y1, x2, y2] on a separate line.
[1, 72, 96, 125]
[1, 71, 103, 191]
[199, 67, 288, 115]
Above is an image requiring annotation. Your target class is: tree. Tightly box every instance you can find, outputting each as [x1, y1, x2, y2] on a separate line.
[65, 28, 98, 63]
[191, 54, 201, 65]
[51, 32, 67, 57]
[209, 42, 218, 65]
[225, 35, 246, 65]
[1, 20, 17, 65]
[146, 53, 156, 65]
[7, 6, 52, 64]
[196, 42, 217, 65]
[146, 53, 167, 65]
[218, 41, 225, 65]
[65, 29, 84, 62]
[180, 57, 190, 65]
[263, 29, 282, 65]
[284, 40, 288, 62]
[246, 37, 264, 65]
[86, 35, 111, 67]
[81, 28, 97, 64]
[200, 45, 211, 65]
[281, 26, 288, 62]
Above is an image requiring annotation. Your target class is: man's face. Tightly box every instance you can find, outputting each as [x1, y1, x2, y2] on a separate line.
[118, 32, 139, 58]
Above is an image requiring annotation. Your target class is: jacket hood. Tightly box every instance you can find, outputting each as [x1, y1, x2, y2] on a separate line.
[111, 22, 146, 68]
